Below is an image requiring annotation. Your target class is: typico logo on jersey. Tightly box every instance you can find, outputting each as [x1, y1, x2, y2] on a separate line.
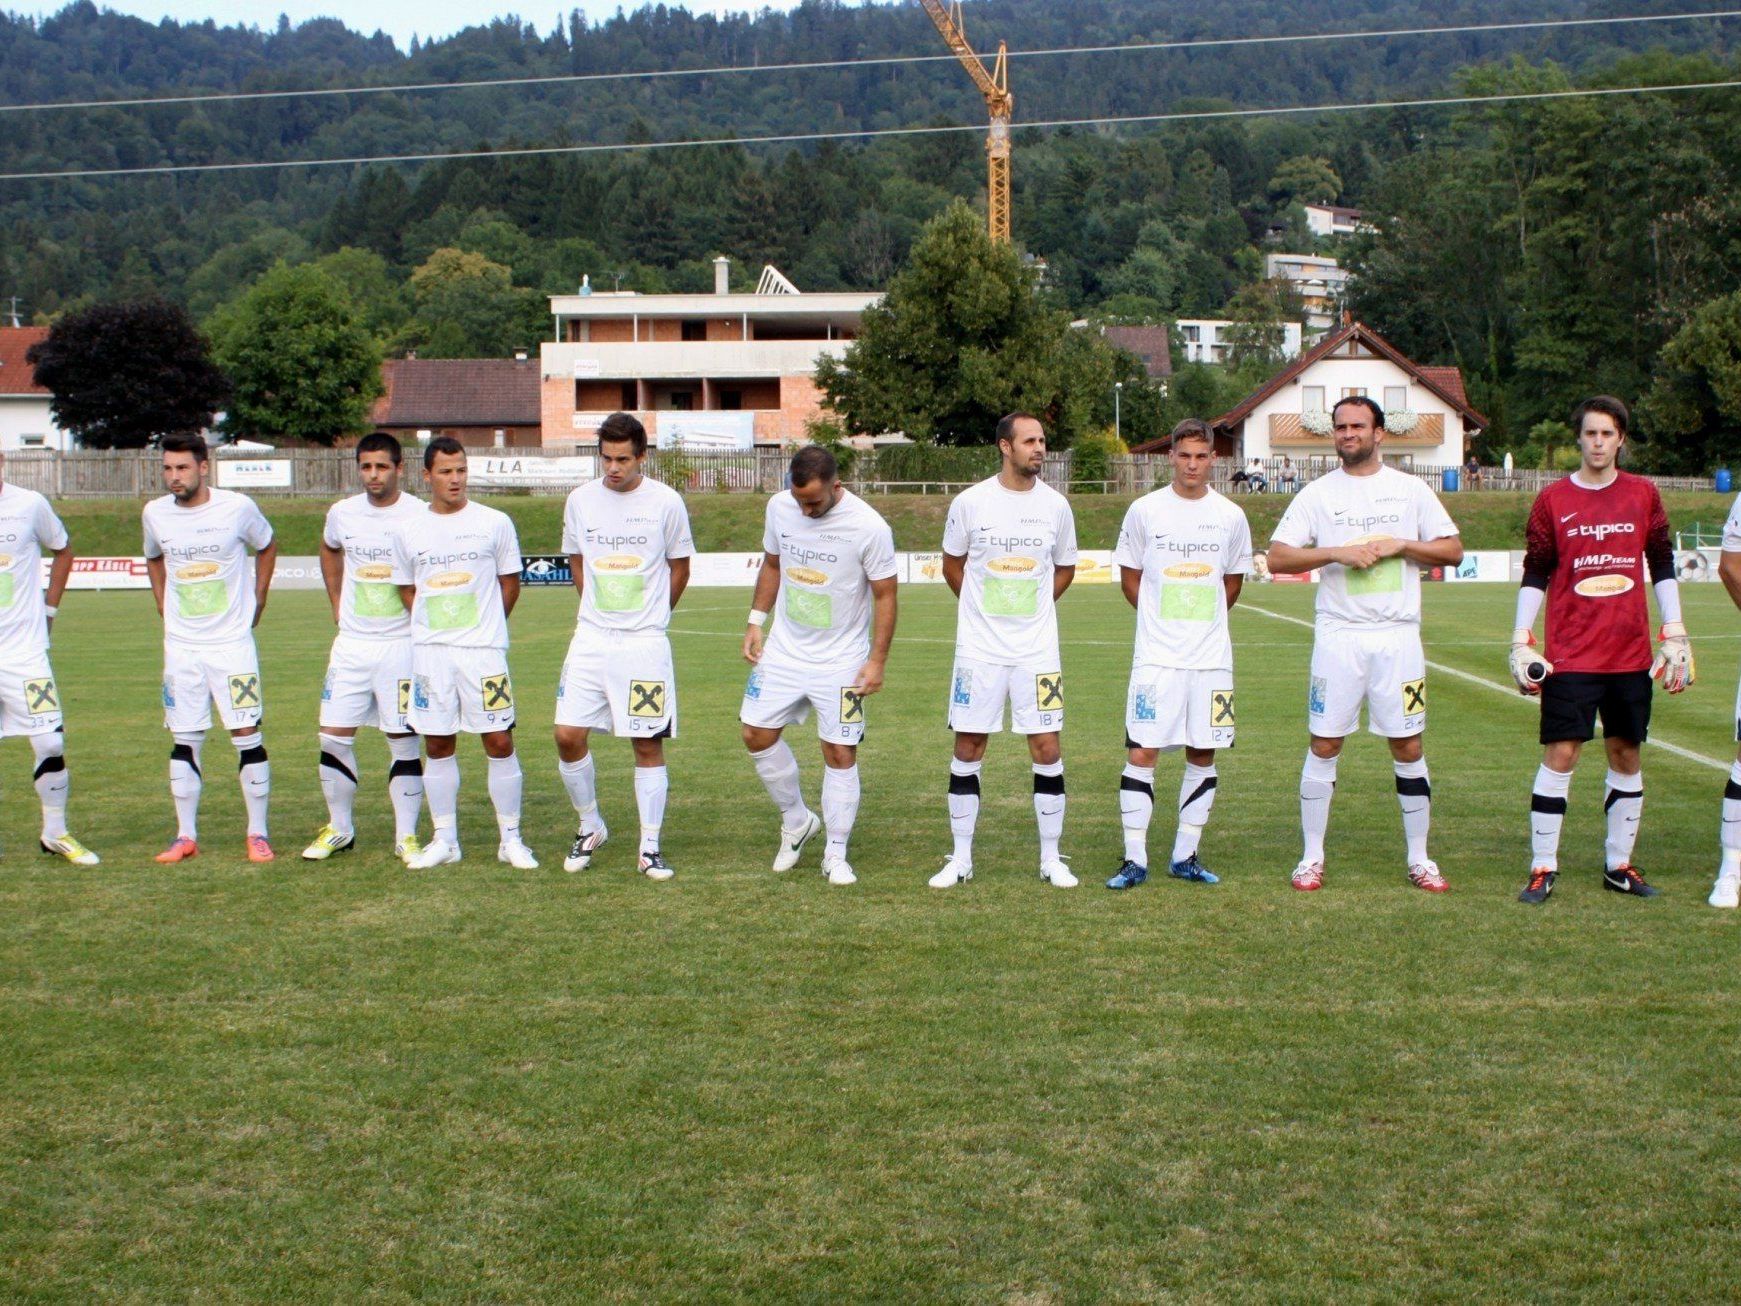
[1163, 562, 1214, 580]
[175, 561, 220, 581]
[1573, 574, 1635, 597]
[593, 554, 643, 572]
[1567, 521, 1637, 542]
[592, 532, 651, 549]
[785, 565, 829, 586]
[355, 563, 392, 581]
[987, 556, 1038, 574]
[427, 570, 474, 590]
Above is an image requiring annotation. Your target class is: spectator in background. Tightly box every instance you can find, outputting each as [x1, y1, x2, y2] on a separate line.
[1246, 458, 1268, 493]
[1279, 456, 1298, 493]
[1465, 454, 1483, 490]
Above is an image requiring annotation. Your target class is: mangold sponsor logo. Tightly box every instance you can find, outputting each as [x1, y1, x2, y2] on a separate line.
[1574, 574, 1634, 598]
[0, 554, 12, 568]
[176, 561, 219, 581]
[595, 553, 642, 572]
[987, 556, 1038, 575]
[356, 563, 392, 581]
[427, 570, 473, 590]
[786, 565, 829, 586]
[1348, 532, 1396, 547]
[1163, 562, 1213, 580]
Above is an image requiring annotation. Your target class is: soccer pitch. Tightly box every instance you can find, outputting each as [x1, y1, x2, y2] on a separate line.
[3, 580, 1739, 1299]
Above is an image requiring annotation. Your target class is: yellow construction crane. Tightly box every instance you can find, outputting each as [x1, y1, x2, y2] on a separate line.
[916, 0, 1012, 244]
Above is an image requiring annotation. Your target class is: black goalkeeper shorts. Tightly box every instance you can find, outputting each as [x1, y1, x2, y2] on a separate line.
[1539, 670, 1652, 745]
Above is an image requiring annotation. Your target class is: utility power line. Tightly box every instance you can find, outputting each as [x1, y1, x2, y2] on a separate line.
[2, 77, 1737, 183]
[0, 8, 1736, 114]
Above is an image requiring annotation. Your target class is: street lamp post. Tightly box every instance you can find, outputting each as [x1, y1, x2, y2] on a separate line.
[1114, 382, 1123, 443]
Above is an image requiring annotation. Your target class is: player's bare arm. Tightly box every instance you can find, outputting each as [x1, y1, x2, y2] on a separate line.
[742, 552, 780, 663]
[1721, 548, 1741, 611]
[854, 575, 898, 697]
[146, 555, 166, 616]
[1223, 574, 1244, 611]
[668, 555, 690, 612]
[251, 538, 278, 627]
[567, 553, 585, 602]
[45, 543, 72, 632]
[942, 551, 966, 597]
[397, 582, 416, 612]
[319, 541, 345, 623]
[1120, 565, 1142, 609]
[1052, 563, 1076, 601]
[1267, 539, 1386, 574]
[498, 571, 520, 619]
[1396, 535, 1464, 567]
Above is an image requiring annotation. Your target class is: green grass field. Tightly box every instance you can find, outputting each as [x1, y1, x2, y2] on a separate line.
[4, 580, 1741, 1299]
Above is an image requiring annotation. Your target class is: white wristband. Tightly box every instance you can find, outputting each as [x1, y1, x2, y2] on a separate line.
[746, 609, 768, 627]
[44, 605, 58, 618]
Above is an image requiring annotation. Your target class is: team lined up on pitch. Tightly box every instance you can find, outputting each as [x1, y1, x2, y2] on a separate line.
[6, 394, 1729, 904]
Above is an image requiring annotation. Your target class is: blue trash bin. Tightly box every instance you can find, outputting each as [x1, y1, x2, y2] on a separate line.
[1717, 468, 1733, 494]
[1442, 467, 1460, 493]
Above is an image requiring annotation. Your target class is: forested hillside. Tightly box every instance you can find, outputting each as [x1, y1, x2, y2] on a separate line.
[3, 0, 1741, 459]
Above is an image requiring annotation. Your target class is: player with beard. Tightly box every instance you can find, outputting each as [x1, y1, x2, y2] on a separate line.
[1267, 397, 1463, 893]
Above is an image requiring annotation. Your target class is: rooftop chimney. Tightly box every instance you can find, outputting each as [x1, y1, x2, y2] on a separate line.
[714, 256, 731, 296]
[514, 348, 528, 363]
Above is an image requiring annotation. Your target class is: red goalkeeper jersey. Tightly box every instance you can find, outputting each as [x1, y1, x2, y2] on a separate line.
[1521, 472, 1673, 674]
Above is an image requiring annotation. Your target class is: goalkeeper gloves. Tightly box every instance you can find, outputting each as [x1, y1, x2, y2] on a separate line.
[1509, 629, 1552, 695]
[1651, 621, 1694, 694]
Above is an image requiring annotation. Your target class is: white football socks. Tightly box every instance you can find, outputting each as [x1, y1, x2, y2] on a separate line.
[232, 731, 270, 839]
[1171, 762, 1218, 864]
[486, 753, 524, 840]
[424, 754, 460, 844]
[1604, 768, 1643, 871]
[386, 734, 424, 842]
[1119, 763, 1155, 866]
[751, 740, 810, 828]
[1722, 761, 1741, 871]
[1032, 760, 1065, 863]
[1529, 763, 1572, 870]
[317, 732, 358, 837]
[635, 764, 668, 854]
[30, 730, 69, 841]
[169, 731, 204, 841]
[1300, 751, 1338, 864]
[822, 763, 859, 861]
[559, 753, 601, 831]
[1394, 757, 1432, 866]
[948, 757, 981, 866]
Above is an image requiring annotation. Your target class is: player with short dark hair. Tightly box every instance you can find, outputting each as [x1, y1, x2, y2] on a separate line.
[554, 412, 694, 881]
[1512, 395, 1690, 904]
[145, 433, 279, 862]
[1107, 419, 1251, 890]
[1267, 396, 1464, 893]
[929, 413, 1079, 890]
[390, 439, 534, 869]
[303, 432, 427, 863]
[740, 445, 898, 885]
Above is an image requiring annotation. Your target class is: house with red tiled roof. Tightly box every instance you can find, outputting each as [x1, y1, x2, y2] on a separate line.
[1131, 318, 1487, 466]
[371, 355, 543, 448]
[0, 327, 73, 450]
[1100, 325, 1173, 381]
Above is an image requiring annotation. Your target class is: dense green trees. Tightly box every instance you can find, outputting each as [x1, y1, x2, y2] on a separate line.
[26, 299, 226, 448]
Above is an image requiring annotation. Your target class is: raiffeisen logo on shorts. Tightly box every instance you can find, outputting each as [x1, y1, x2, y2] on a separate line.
[1574, 574, 1635, 597]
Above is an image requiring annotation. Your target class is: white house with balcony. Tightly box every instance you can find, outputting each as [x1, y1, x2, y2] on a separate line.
[540, 259, 882, 449]
[0, 327, 73, 451]
[1301, 204, 1370, 238]
[1176, 317, 1303, 365]
[1133, 319, 1486, 466]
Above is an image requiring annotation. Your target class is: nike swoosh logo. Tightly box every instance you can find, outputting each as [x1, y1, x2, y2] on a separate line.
[1560, 513, 1577, 523]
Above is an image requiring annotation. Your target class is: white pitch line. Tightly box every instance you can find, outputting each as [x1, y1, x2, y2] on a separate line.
[1241, 602, 1729, 773]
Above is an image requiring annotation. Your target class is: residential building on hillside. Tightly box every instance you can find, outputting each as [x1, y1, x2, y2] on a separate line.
[372, 355, 542, 447]
[0, 327, 73, 451]
[1131, 318, 1486, 467]
[1301, 204, 1370, 238]
[1263, 253, 1351, 337]
[540, 259, 881, 448]
[1175, 318, 1303, 366]
[1099, 324, 1173, 381]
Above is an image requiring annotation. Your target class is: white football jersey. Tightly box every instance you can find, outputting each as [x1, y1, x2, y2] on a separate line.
[1270, 465, 1458, 631]
[0, 482, 68, 664]
[943, 475, 1078, 665]
[323, 492, 426, 640]
[1115, 484, 1252, 670]
[142, 488, 274, 645]
[762, 488, 898, 668]
[560, 476, 694, 635]
[389, 501, 522, 650]
[1721, 491, 1741, 552]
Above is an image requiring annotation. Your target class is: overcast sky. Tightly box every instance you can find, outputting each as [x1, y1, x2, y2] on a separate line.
[11, 1, 811, 51]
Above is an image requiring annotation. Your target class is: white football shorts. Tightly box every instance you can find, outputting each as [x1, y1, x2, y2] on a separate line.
[409, 644, 515, 736]
[947, 654, 1064, 735]
[739, 655, 867, 745]
[0, 653, 64, 737]
[163, 637, 263, 733]
[555, 629, 677, 739]
[1125, 664, 1235, 751]
[320, 634, 414, 732]
[1308, 624, 1427, 739]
